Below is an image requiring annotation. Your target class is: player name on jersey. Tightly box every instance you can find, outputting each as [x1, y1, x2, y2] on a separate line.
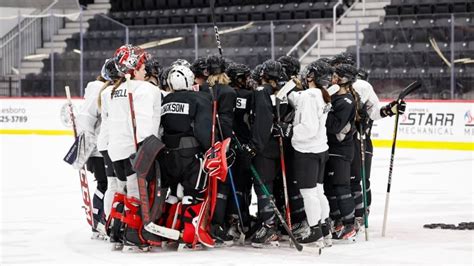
[161, 102, 190, 115]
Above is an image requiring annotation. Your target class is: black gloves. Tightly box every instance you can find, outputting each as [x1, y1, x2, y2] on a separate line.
[241, 143, 257, 160]
[380, 100, 406, 118]
[272, 121, 293, 139]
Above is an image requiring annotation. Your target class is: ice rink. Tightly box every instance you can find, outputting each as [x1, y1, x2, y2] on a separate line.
[1, 134, 473, 265]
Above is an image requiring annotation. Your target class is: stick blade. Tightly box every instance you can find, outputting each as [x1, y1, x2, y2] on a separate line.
[398, 80, 422, 100]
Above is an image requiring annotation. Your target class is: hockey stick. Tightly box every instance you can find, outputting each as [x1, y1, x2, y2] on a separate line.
[210, 0, 223, 56]
[358, 123, 369, 241]
[275, 98, 292, 233]
[65, 85, 94, 228]
[382, 80, 421, 237]
[232, 134, 303, 252]
[215, 113, 246, 245]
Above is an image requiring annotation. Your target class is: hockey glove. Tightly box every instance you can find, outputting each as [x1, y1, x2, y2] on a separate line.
[272, 122, 293, 139]
[380, 100, 406, 118]
[241, 143, 257, 160]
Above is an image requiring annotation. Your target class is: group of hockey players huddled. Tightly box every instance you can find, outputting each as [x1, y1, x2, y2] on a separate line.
[71, 43, 407, 252]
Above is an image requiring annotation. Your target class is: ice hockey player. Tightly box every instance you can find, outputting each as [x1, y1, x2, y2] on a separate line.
[96, 58, 123, 245]
[159, 64, 214, 247]
[225, 63, 254, 238]
[275, 55, 309, 242]
[324, 63, 359, 242]
[202, 54, 237, 246]
[242, 59, 288, 248]
[191, 56, 209, 87]
[283, 60, 334, 248]
[107, 45, 162, 251]
[330, 52, 406, 232]
[144, 57, 162, 87]
[76, 61, 110, 238]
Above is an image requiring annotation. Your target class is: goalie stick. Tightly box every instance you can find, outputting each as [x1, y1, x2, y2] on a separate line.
[65, 86, 94, 228]
[382, 80, 421, 237]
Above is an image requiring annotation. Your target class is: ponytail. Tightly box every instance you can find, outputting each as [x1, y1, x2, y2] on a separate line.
[97, 80, 111, 109]
[110, 77, 125, 99]
[347, 84, 361, 122]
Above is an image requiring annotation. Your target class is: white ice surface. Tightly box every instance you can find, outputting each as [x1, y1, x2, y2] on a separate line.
[1, 135, 473, 265]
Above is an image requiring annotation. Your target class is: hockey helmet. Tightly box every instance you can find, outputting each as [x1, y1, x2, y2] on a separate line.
[113, 45, 148, 75]
[277, 55, 301, 78]
[301, 60, 333, 89]
[357, 68, 369, 81]
[145, 57, 163, 79]
[171, 59, 191, 68]
[251, 64, 263, 82]
[101, 58, 121, 81]
[159, 66, 172, 88]
[334, 64, 359, 85]
[167, 65, 195, 91]
[191, 57, 209, 78]
[206, 54, 227, 75]
[226, 63, 250, 86]
[330, 52, 355, 66]
[261, 59, 284, 82]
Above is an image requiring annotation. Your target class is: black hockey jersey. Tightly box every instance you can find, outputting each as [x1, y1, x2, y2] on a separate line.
[326, 92, 356, 160]
[161, 90, 212, 151]
[233, 88, 253, 144]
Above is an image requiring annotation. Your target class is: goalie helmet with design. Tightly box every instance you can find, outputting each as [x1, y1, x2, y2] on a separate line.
[277, 55, 301, 78]
[113, 45, 148, 76]
[301, 60, 333, 89]
[167, 65, 195, 91]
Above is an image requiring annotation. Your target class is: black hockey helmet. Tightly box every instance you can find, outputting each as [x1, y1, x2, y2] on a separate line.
[357, 68, 369, 81]
[277, 55, 301, 78]
[251, 64, 263, 82]
[316, 57, 332, 65]
[334, 64, 358, 85]
[206, 54, 227, 75]
[330, 52, 355, 66]
[301, 60, 333, 89]
[226, 63, 251, 87]
[145, 57, 163, 79]
[101, 58, 121, 81]
[191, 57, 209, 78]
[261, 59, 284, 82]
[159, 66, 172, 88]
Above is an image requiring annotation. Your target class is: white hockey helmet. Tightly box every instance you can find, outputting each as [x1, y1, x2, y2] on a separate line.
[167, 65, 195, 91]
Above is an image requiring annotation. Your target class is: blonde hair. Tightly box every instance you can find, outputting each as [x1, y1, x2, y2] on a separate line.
[110, 77, 126, 99]
[97, 80, 111, 109]
[208, 73, 230, 87]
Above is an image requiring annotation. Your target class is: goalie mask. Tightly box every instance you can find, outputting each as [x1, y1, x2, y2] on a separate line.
[171, 59, 191, 68]
[167, 65, 195, 91]
[114, 45, 148, 76]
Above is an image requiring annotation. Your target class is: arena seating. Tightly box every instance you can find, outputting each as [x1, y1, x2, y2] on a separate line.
[348, 0, 473, 99]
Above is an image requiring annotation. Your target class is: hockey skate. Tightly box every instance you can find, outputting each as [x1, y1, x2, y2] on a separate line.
[292, 220, 311, 241]
[251, 223, 279, 248]
[210, 224, 234, 247]
[321, 219, 333, 247]
[332, 224, 357, 244]
[299, 225, 324, 247]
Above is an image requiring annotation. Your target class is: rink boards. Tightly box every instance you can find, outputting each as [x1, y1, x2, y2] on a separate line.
[0, 97, 473, 150]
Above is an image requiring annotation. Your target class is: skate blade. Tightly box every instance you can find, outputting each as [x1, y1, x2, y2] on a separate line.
[332, 236, 357, 244]
[91, 231, 108, 241]
[111, 242, 124, 251]
[121, 245, 150, 253]
[177, 242, 205, 252]
[251, 241, 280, 249]
[214, 240, 234, 248]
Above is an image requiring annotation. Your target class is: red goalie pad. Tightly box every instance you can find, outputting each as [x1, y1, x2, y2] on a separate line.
[203, 137, 231, 183]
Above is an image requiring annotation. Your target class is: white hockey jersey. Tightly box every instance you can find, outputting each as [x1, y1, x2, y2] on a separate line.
[76, 80, 104, 157]
[288, 87, 330, 154]
[107, 80, 161, 162]
[352, 79, 383, 121]
[97, 85, 112, 152]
